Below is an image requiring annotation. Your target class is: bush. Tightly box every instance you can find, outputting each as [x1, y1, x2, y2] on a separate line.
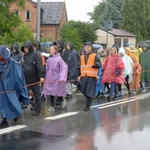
[0, 23, 34, 46]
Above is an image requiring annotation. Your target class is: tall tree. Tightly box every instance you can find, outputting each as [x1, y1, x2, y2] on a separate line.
[59, 22, 82, 51]
[88, 0, 124, 28]
[59, 20, 98, 51]
[88, 1, 106, 28]
[121, 0, 150, 41]
[0, 0, 25, 36]
[71, 21, 98, 43]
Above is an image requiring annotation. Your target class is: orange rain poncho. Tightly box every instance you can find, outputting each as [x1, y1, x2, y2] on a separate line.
[130, 55, 141, 91]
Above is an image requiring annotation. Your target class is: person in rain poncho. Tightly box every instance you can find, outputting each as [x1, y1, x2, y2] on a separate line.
[62, 42, 80, 99]
[21, 41, 45, 115]
[0, 45, 29, 128]
[11, 43, 23, 62]
[102, 47, 125, 101]
[53, 39, 65, 105]
[135, 43, 143, 62]
[139, 44, 150, 91]
[130, 54, 141, 94]
[95, 47, 105, 98]
[103, 48, 110, 94]
[118, 47, 133, 95]
[42, 45, 68, 111]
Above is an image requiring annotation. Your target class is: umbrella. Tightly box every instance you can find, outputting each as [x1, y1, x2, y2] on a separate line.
[41, 42, 53, 48]
[92, 44, 103, 50]
[138, 40, 150, 47]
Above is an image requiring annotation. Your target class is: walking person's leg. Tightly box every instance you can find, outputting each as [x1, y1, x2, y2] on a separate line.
[117, 83, 122, 96]
[141, 79, 146, 91]
[30, 84, 41, 115]
[47, 95, 55, 111]
[84, 96, 93, 111]
[66, 82, 73, 99]
[124, 75, 131, 95]
[107, 82, 115, 101]
[114, 82, 118, 98]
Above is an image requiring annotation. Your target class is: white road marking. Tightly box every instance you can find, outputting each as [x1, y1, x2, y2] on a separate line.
[44, 93, 150, 120]
[0, 125, 27, 135]
[91, 92, 150, 109]
[98, 98, 136, 109]
[98, 93, 150, 110]
[45, 112, 79, 120]
[91, 97, 134, 109]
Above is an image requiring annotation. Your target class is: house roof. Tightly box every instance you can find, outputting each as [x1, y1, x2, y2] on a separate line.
[98, 28, 136, 37]
[40, 2, 64, 25]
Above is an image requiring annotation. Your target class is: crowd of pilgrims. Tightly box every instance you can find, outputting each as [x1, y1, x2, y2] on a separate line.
[0, 39, 149, 128]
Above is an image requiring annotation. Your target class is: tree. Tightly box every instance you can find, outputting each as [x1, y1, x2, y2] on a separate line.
[121, 0, 150, 41]
[88, 1, 106, 28]
[0, 23, 34, 45]
[59, 23, 82, 51]
[72, 21, 98, 43]
[0, 0, 25, 36]
[88, 0, 124, 28]
[59, 20, 98, 51]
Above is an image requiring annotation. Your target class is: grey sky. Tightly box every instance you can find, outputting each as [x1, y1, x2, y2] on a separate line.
[33, 0, 100, 22]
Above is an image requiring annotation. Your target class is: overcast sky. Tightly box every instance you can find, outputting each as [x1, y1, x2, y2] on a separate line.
[33, 0, 101, 22]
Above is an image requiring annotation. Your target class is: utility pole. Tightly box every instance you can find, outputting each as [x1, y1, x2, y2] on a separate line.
[104, 20, 113, 48]
[36, 0, 40, 41]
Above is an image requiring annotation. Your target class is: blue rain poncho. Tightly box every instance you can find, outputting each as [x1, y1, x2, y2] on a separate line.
[0, 45, 29, 119]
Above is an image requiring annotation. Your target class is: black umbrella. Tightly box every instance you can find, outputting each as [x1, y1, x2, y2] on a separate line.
[138, 40, 150, 47]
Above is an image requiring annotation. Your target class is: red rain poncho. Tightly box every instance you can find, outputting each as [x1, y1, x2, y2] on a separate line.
[102, 54, 125, 84]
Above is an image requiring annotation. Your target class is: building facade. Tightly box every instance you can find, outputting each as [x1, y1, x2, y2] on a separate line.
[10, 0, 68, 40]
[95, 28, 136, 48]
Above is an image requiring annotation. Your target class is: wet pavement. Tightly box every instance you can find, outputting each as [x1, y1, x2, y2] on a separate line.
[1, 90, 150, 150]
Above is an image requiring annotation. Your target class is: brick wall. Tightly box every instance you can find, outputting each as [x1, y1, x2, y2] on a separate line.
[10, 0, 37, 35]
[10, 0, 68, 41]
[40, 25, 59, 41]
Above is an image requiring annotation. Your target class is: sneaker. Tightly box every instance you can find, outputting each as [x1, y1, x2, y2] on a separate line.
[0, 121, 9, 129]
[107, 96, 115, 101]
[132, 91, 137, 95]
[55, 100, 62, 105]
[84, 107, 90, 111]
[30, 104, 35, 111]
[66, 94, 72, 99]
[55, 97, 62, 105]
[47, 107, 55, 112]
[141, 89, 146, 92]
[32, 111, 41, 116]
[61, 99, 66, 108]
[22, 103, 29, 109]
[118, 92, 122, 97]
[41, 95, 46, 101]
[128, 90, 132, 96]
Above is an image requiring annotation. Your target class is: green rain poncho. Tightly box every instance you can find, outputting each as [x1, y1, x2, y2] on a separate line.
[139, 47, 150, 82]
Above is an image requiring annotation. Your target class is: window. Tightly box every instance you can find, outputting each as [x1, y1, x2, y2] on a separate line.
[14, 10, 19, 15]
[114, 39, 121, 47]
[40, 9, 43, 22]
[26, 11, 31, 20]
[123, 39, 128, 47]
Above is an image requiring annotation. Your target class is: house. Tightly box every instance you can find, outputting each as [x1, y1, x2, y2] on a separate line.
[95, 28, 136, 48]
[9, 0, 68, 40]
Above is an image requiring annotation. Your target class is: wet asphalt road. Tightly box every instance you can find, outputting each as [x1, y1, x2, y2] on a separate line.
[1, 90, 150, 150]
